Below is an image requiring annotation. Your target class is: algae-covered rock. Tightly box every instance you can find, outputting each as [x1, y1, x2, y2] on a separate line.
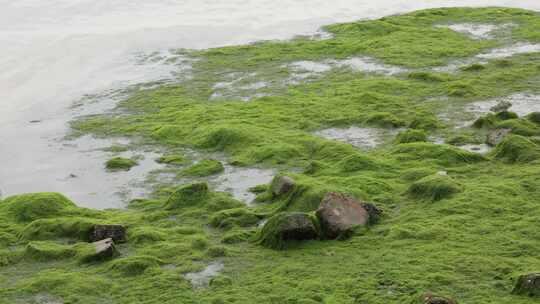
[270, 175, 296, 197]
[209, 208, 261, 229]
[128, 227, 166, 244]
[24, 241, 77, 261]
[527, 112, 540, 124]
[512, 273, 540, 297]
[490, 100, 512, 112]
[165, 182, 209, 209]
[315, 192, 373, 239]
[105, 157, 138, 171]
[257, 212, 318, 250]
[486, 128, 511, 146]
[156, 154, 185, 165]
[408, 173, 461, 201]
[490, 135, 540, 163]
[1, 192, 75, 222]
[395, 129, 428, 144]
[421, 292, 458, 304]
[392, 142, 485, 165]
[21, 217, 97, 241]
[221, 230, 255, 244]
[88, 224, 126, 243]
[109, 255, 162, 276]
[181, 159, 224, 177]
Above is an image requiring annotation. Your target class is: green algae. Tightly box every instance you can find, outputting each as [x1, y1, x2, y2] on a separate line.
[408, 173, 462, 201]
[181, 159, 224, 177]
[3, 7, 540, 304]
[156, 154, 186, 165]
[105, 157, 138, 171]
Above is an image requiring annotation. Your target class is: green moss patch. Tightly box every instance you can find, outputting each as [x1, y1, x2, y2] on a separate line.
[408, 173, 462, 201]
[180, 159, 224, 177]
[105, 157, 138, 171]
[1, 193, 75, 222]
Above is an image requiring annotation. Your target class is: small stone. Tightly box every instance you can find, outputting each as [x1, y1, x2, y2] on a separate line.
[490, 100, 512, 112]
[316, 192, 377, 239]
[257, 212, 318, 249]
[486, 128, 511, 146]
[421, 292, 458, 304]
[271, 176, 296, 196]
[512, 273, 540, 297]
[89, 224, 126, 243]
[92, 238, 118, 260]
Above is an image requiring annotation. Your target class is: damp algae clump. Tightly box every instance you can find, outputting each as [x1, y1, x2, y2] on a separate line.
[105, 157, 138, 171]
[181, 159, 224, 177]
[408, 173, 462, 201]
[1, 192, 76, 222]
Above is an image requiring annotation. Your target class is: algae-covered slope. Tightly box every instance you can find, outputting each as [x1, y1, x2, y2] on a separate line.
[3, 7, 540, 304]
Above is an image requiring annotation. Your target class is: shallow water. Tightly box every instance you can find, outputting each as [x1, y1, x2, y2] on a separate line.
[2, 1, 540, 208]
[466, 93, 540, 117]
[435, 42, 540, 72]
[315, 127, 398, 149]
[184, 262, 224, 289]
[211, 165, 275, 205]
[439, 23, 509, 39]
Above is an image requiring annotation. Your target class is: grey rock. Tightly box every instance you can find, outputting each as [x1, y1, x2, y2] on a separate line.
[513, 273, 540, 297]
[89, 224, 126, 243]
[486, 128, 511, 146]
[316, 192, 379, 239]
[271, 176, 295, 196]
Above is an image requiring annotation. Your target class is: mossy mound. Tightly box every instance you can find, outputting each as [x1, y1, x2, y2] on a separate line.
[156, 154, 186, 165]
[21, 217, 96, 241]
[256, 212, 319, 250]
[365, 112, 405, 128]
[490, 135, 540, 163]
[392, 142, 485, 165]
[395, 129, 428, 144]
[105, 157, 138, 171]
[1, 193, 75, 222]
[408, 173, 461, 201]
[209, 208, 262, 229]
[128, 227, 167, 244]
[526, 112, 540, 124]
[221, 230, 255, 244]
[181, 159, 224, 177]
[165, 183, 209, 209]
[109, 256, 163, 276]
[496, 119, 540, 136]
[24, 241, 77, 261]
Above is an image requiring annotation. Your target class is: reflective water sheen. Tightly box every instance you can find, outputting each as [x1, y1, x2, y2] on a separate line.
[1, 0, 540, 208]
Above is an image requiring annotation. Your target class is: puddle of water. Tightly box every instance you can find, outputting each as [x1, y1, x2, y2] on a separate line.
[435, 42, 540, 72]
[477, 42, 540, 60]
[466, 93, 540, 117]
[314, 126, 397, 149]
[184, 262, 224, 289]
[332, 57, 407, 75]
[1, 134, 168, 209]
[438, 23, 509, 39]
[458, 143, 491, 154]
[210, 165, 275, 205]
[34, 293, 64, 304]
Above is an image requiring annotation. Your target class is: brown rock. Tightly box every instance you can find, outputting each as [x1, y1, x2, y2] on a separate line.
[271, 176, 295, 196]
[486, 128, 511, 146]
[512, 273, 540, 297]
[316, 192, 376, 239]
[421, 292, 457, 304]
[89, 224, 126, 243]
[93, 238, 117, 259]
